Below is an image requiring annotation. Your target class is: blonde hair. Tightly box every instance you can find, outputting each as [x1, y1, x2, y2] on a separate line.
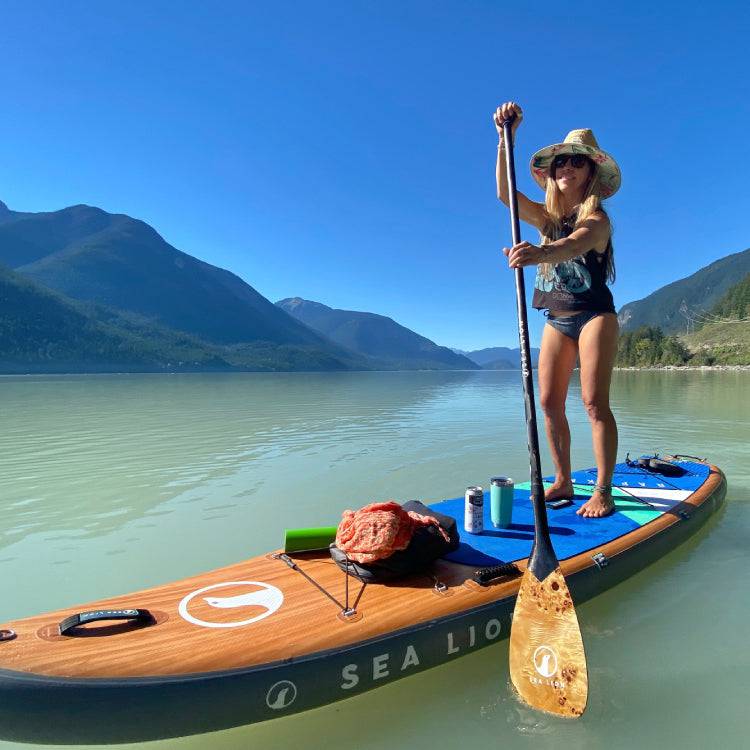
[538, 162, 615, 283]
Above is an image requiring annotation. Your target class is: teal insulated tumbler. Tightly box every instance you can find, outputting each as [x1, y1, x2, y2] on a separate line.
[490, 476, 514, 528]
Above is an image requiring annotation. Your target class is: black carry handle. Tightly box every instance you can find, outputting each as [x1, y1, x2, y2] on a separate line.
[59, 608, 154, 635]
[473, 562, 522, 586]
[502, 117, 557, 581]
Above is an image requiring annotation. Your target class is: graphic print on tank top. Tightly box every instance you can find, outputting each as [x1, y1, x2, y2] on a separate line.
[534, 259, 592, 295]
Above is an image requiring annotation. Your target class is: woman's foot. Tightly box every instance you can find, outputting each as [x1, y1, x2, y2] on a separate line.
[544, 479, 574, 503]
[576, 485, 615, 518]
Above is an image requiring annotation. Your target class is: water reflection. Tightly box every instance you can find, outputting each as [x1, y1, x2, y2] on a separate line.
[1, 371, 745, 549]
[1, 372, 483, 542]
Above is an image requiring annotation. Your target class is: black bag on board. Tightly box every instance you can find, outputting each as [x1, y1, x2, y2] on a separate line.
[329, 500, 460, 583]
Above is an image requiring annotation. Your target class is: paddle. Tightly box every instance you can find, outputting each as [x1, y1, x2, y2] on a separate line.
[501, 117, 588, 717]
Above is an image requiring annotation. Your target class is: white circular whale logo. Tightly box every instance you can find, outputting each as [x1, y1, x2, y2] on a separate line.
[266, 680, 298, 710]
[533, 645, 558, 678]
[178, 581, 283, 628]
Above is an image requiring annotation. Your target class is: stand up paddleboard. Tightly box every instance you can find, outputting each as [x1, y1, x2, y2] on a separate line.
[0, 456, 726, 744]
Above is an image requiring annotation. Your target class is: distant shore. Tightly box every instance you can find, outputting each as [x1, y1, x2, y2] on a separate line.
[2, 365, 749, 376]
[614, 365, 750, 371]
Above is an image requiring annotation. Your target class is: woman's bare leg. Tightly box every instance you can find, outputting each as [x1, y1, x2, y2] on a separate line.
[538, 321, 579, 501]
[577, 313, 619, 517]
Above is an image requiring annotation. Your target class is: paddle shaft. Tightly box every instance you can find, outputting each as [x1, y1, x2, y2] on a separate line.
[502, 120, 556, 576]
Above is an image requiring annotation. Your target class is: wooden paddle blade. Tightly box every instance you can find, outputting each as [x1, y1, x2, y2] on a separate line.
[509, 566, 588, 717]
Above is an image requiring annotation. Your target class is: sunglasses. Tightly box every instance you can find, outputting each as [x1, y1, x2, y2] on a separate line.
[551, 154, 591, 171]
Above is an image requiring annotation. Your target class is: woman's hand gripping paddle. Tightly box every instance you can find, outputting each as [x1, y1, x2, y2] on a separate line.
[500, 117, 588, 717]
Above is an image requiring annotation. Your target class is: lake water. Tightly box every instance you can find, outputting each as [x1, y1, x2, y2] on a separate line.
[0, 371, 747, 750]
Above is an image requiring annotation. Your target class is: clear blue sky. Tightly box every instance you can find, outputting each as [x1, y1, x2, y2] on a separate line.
[0, 1, 747, 349]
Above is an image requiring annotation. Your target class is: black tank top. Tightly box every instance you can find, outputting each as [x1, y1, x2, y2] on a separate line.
[531, 214, 615, 313]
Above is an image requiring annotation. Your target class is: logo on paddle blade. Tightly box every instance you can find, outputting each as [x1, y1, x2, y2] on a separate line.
[178, 581, 283, 628]
[533, 645, 558, 678]
[266, 680, 298, 710]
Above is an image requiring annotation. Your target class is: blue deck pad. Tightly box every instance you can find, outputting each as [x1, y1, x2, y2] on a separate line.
[431, 460, 708, 566]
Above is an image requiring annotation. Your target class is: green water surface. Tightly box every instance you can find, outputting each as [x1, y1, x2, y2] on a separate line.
[0, 371, 747, 750]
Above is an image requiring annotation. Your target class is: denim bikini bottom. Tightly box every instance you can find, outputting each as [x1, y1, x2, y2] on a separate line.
[544, 310, 602, 341]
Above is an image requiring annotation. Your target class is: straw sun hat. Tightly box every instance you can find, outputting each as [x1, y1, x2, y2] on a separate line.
[530, 128, 621, 198]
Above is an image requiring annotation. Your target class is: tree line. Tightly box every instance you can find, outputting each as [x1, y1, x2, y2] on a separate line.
[616, 326, 693, 367]
[701, 273, 750, 323]
[616, 273, 749, 367]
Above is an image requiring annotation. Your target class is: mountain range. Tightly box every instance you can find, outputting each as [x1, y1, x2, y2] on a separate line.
[455, 346, 540, 370]
[0, 201, 338, 348]
[276, 298, 477, 370]
[0, 200, 475, 372]
[0, 263, 373, 373]
[618, 247, 750, 334]
[1, 198, 747, 372]
[0, 264, 230, 373]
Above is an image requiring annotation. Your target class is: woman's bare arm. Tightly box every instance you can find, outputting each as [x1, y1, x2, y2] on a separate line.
[542, 212, 611, 259]
[503, 212, 611, 268]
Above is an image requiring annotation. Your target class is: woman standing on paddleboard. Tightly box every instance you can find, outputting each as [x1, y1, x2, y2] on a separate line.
[494, 102, 621, 518]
